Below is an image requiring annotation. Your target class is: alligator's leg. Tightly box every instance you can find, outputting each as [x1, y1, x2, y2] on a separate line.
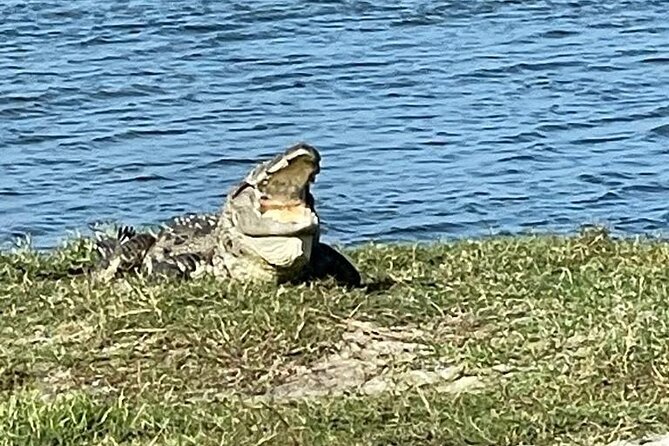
[143, 251, 214, 279]
[301, 242, 362, 287]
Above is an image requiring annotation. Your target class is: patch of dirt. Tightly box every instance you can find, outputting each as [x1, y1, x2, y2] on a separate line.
[27, 318, 492, 404]
[255, 319, 485, 402]
[606, 435, 669, 446]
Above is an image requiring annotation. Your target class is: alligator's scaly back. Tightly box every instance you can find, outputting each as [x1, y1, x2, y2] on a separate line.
[93, 213, 218, 278]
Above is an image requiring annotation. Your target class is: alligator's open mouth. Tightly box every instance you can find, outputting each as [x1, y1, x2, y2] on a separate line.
[256, 143, 320, 213]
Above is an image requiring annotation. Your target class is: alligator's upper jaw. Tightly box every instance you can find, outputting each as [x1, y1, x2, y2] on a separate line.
[266, 143, 320, 175]
[256, 143, 320, 210]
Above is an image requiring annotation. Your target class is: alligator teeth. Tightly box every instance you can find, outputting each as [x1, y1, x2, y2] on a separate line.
[266, 148, 314, 174]
[266, 158, 289, 174]
[285, 147, 313, 160]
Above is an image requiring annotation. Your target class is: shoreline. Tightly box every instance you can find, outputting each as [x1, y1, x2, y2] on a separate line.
[6, 222, 669, 254]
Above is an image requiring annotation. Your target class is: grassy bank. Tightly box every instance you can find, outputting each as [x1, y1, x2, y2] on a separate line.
[1, 229, 669, 445]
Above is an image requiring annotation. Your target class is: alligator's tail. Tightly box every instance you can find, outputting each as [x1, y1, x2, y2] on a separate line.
[93, 225, 158, 274]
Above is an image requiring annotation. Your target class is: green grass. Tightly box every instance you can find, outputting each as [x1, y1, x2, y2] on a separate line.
[2, 228, 669, 445]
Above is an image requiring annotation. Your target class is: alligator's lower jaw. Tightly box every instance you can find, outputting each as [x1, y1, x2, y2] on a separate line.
[217, 233, 314, 282]
[257, 234, 314, 270]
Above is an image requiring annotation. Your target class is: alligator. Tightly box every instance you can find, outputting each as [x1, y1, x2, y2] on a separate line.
[93, 142, 362, 287]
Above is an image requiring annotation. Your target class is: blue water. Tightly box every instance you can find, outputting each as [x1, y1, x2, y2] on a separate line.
[2, 1, 669, 249]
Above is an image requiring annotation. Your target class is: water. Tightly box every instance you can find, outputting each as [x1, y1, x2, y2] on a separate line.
[2, 1, 669, 249]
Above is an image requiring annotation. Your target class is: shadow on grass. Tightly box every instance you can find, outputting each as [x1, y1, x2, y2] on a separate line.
[362, 277, 397, 294]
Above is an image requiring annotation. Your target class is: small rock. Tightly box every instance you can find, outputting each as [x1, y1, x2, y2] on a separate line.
[491, 364, 514, 374]
[361, 376, 392, 395]
[402, 370, 441, 387]
[436, 376, 483, 394]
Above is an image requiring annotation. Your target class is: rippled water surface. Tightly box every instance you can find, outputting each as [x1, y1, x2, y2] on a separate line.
[2, 1, 669, 248]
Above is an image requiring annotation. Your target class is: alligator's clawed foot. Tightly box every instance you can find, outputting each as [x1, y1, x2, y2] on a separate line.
[297, 242, 362, 288]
